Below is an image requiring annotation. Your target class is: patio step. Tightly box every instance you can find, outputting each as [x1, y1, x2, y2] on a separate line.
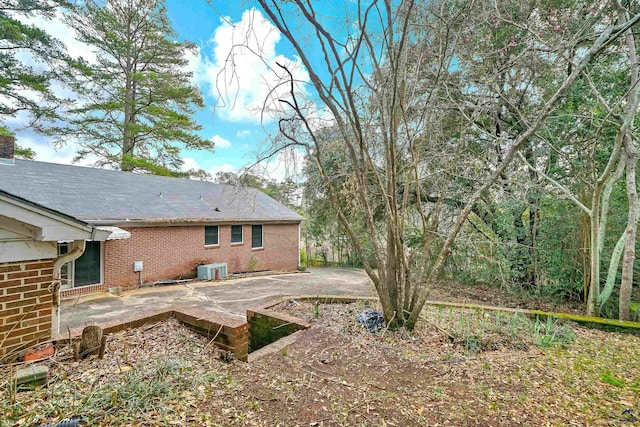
[248, 330, 305, 363]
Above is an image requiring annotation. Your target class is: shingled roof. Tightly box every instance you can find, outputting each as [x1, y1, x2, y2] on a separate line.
[0, 160, 303, 225]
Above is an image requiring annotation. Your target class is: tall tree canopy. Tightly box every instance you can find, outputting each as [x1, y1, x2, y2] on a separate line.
[0, 0, 72, 125]
[247, 0, 640, 329]
[55, 0, 212, 174]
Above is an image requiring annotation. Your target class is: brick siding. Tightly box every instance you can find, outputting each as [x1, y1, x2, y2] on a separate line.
[104, 223, 300, 290]
[0, 259, 53, 361]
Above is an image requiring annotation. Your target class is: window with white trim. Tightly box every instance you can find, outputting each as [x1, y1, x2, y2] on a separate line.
[204, 225, 219, 246]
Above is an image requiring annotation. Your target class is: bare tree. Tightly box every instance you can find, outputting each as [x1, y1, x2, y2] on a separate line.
[228, 0, 639, 329]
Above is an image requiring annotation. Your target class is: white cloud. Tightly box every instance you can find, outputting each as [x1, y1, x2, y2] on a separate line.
[17, 134, 97, 167]
[43, 17, 95, 62]
[12, 11, 96, 64]
[0, 109, 31, 129]
[210, 135, 232, 148]
[191, 8, 310, 124]
[181, 157, 201, 171]
[236, 129, 252, 139]
[184, 46, 205, 82]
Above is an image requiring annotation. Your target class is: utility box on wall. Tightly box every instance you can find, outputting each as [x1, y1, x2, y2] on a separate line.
[133, 261, 143, 272]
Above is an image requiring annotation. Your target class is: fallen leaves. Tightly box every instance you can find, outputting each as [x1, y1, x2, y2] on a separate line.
[0, 319, 232, 427]
[2, 302, 639, 426]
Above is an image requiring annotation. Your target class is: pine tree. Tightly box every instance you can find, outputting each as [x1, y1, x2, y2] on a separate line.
[0, 0, 72, 125]
[56, 0, 212, 174]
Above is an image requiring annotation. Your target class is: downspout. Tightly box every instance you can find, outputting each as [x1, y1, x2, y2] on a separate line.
[51, 240, 87, 336]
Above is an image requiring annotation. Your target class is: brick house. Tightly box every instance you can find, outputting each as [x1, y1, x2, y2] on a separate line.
[0, 136, 303, 300]
[0, 188, 111, 360]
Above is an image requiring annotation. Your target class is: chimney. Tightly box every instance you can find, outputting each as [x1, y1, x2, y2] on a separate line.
[0, 135, 15, 165]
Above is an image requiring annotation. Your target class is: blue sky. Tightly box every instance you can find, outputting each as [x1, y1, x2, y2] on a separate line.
[8, 0, 319, 181]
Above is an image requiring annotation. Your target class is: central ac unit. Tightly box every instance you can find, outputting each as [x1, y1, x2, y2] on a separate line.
[197, 263, 228, 280]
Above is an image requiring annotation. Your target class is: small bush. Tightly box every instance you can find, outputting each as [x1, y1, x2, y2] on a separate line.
[534, 317, 575, 349]
[299, 248, 308, 270]
[247, 254, 259, 272]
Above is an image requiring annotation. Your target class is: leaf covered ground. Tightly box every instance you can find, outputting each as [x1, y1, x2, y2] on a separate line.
[1, 301, 640, 426]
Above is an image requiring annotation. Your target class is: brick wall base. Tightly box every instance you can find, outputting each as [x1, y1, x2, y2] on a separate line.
[60, 284, 107, 300]
[0, 259, 54, 362]
[53, 306, 250, 362]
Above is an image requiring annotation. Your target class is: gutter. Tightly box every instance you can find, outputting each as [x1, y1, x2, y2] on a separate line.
[51, 240, 87, 336]
[86, 218, 304, 227]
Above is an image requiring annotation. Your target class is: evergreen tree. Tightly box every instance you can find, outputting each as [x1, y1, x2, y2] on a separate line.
[56, 0, 212, 174]
[0, 0, 72, 125]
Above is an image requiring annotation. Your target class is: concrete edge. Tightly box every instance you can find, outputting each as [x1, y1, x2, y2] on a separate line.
[261, 294, 640, 333]
[261, 294, 379, 310]
[247, 307, 311, 329]
[422, 300, 640, 332]
[248, 330, 306, 363]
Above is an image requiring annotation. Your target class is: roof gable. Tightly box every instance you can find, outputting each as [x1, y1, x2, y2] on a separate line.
[0, 190, 110, 241]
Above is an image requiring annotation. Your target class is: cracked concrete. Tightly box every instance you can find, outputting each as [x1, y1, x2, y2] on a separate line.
[60, 267, 375, 332]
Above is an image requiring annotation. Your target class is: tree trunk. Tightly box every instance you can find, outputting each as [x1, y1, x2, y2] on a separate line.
[581, 211, 591, 303]
[618, 4, 640, 321]
[587, 192, 602, 316]
[512, 204, 531, 288]
[122, 70, 135, 171]
[620, 138, 638, 320]
[121, 20, 135, 172]
[528, 197, 539, 289]
[599, 232, 625, 308]
[79, 325, 103, 359]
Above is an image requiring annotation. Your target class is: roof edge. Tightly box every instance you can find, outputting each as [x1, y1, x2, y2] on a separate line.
[86, 218, 304, 227]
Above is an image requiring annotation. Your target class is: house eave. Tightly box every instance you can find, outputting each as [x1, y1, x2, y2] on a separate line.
[85, 217, 304, 227]
[0, 190, 113, 242]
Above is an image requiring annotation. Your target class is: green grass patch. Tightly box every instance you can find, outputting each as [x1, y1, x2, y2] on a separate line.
[599, 370, 625, 387]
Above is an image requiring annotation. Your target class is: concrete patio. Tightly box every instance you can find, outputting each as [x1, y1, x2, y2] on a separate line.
[59, 267, 375, 333]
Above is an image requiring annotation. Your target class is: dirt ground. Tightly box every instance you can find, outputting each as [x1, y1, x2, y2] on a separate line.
[218, 301, 640, 426]
[4, 297, 639, 427]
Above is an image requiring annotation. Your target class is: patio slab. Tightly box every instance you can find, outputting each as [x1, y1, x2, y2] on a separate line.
[59, 267, 375, 333]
